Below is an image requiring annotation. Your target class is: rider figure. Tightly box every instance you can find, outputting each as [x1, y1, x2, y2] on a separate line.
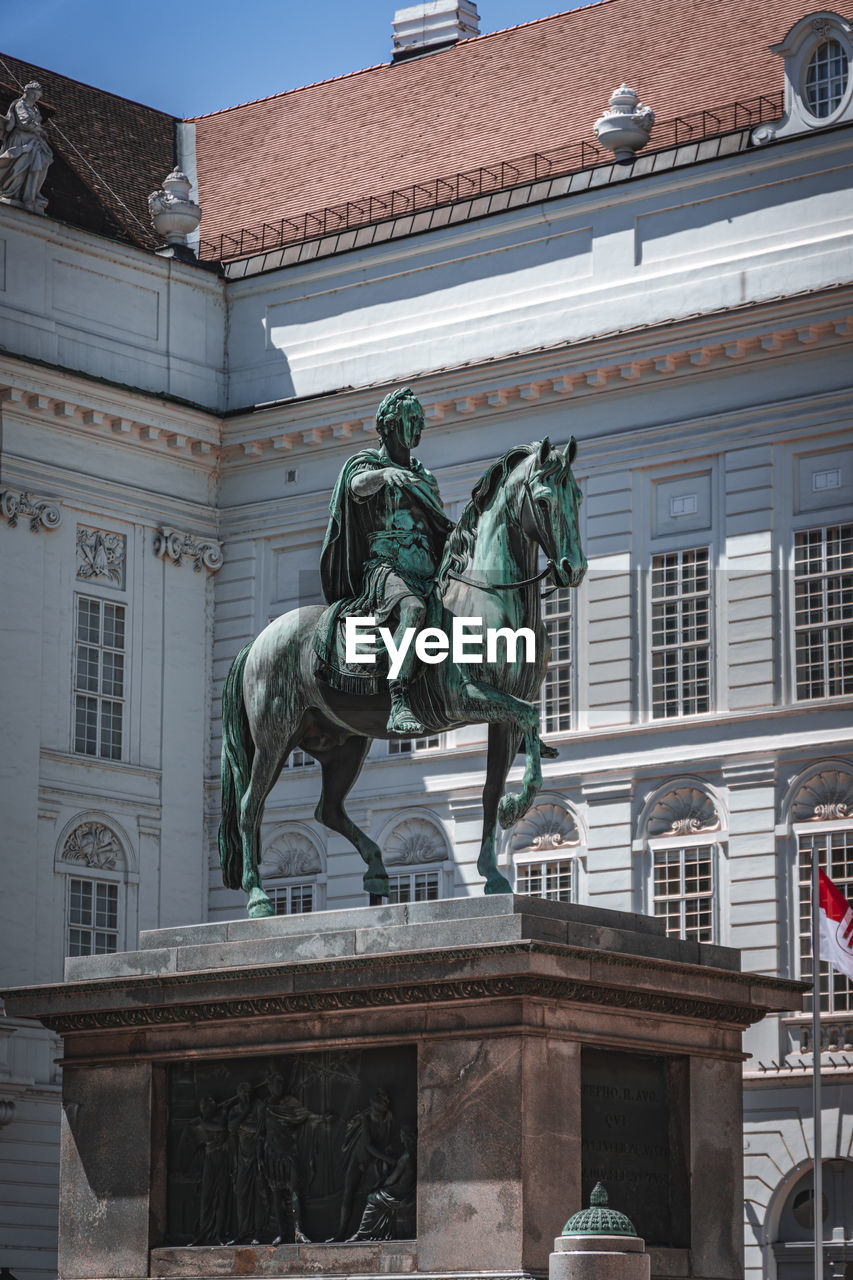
[317, 387, 453, 736]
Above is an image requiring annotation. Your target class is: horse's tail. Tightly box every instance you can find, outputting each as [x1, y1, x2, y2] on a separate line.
[218, 642, 254, 890]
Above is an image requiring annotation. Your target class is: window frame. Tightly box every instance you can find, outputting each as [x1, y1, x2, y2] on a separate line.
[66, 873, 121, 957]
[265, 879, 319, 915]
[513, 850, 579, 903]
[71, 592, 127, 762]
[648, 836, 718, 942]
[648, 544, 714, 721]
[386, 867, 443, 903]
[388, 734, 442, 756]
[791, 521, 853, 703]
[541, 584, 575, 737]
[794, 822, 853, 1012]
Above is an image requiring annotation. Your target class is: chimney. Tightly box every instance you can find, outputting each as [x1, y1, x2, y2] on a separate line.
[392, 1, 480, 59]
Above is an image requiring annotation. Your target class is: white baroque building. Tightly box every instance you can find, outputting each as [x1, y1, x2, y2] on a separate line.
[0, 2, 851, 1278]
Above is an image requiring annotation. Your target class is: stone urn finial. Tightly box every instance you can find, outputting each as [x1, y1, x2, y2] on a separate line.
[594, 83, 655, 162]
[148, 168, 201, 248]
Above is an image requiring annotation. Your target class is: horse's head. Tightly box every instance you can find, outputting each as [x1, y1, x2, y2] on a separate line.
[520, 437, 586, 588]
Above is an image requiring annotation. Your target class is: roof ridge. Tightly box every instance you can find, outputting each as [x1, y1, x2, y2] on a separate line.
[185, 0, 616, 121]
[0, 49, 178, 119]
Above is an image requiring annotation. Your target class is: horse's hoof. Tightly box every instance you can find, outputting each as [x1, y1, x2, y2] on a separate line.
[247, 887, 274, 918]
[364, 875, 389, 898]
[484, 873, 513, 895]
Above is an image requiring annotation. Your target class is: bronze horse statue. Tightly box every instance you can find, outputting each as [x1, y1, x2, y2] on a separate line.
[219, 437, 586, 917]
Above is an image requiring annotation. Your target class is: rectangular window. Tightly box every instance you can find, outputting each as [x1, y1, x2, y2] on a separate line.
[268, 883, 314, 914]
[794, 524, 853, 700]
[67, 877, 118, 955]
[388, 736, 441, 755]
[388, 870, 440, 903]
[653, 846, 714, 941]
[73, 596, 125, 759]
[542, 586, 572, 734]
[799, 831, 853, 1012]
[651, 547, 711, 718]
[516, 858, 574, 902]
[282, 748, 316, 769]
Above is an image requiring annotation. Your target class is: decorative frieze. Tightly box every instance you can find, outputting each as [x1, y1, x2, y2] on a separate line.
[0, 488, 61, 532]
[61, 821, 121, 870]
[76, 526, 126, 587]
[154, 527, 224, 573]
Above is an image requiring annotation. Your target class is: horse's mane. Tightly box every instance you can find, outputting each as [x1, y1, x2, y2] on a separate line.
[438, 444, 535, 587]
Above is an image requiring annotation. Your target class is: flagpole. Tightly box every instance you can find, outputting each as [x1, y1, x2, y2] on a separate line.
[811, 834, 823, 1280]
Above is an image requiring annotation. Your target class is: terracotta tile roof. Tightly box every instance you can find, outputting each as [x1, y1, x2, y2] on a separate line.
[191, 0, 837, 252]
[0, 52, 176, 248]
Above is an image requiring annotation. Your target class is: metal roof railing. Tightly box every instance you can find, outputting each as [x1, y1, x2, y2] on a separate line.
[197, 91, 784, 264]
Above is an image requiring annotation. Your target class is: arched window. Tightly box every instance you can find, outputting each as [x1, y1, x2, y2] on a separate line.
[261, 829, 325, 914]
[773, 1160, 853, 1279]
[56, 816, 134, 956]
[510, 802, 584, 902]
[753, 12, 853, 144]
[637, 782, 724, 942]
[381, 815, 451, 902]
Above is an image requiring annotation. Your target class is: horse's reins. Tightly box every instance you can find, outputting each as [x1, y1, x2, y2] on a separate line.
[445, 477, 564, 597]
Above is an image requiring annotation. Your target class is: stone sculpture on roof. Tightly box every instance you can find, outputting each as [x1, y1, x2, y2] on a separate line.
[0, 81, 53, 213]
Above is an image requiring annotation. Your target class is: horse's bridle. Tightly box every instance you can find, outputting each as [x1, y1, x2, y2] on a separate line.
[445, 475, 561, 595]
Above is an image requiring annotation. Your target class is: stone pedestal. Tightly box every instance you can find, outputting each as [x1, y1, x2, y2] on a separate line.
[2, 896, 803, 1280]
[551, 1235, 649, 1280]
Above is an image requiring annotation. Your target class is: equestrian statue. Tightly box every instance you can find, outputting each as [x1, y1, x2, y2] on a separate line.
[219, 387, 586, 917]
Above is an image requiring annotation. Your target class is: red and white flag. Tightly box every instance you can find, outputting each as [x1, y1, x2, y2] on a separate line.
[818, 869, 853, 981]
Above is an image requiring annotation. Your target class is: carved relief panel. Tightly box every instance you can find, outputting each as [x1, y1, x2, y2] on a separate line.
[166, 1046, 416, 1247]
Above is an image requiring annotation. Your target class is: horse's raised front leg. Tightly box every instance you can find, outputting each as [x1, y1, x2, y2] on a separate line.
[315, 736, 390, 902]
[479, 723, 523, 894]
[456, 679, 543, 829]
[239, 745, 288, 917]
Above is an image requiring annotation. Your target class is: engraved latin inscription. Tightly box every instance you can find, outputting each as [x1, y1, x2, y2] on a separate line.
[581, 1048, 689, 1247]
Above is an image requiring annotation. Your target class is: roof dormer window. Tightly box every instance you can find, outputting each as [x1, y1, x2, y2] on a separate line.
[804, 38, 849, 117]
[753, 10, 853, 144]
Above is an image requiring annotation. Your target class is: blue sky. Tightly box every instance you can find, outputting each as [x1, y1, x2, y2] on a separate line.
[4, 1, 588, 118]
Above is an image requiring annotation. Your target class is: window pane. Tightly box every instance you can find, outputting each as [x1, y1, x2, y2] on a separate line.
[517, 859, 573, 902]
[74, 597, 126, 759]
[799, 832, 853, 1012]
[388, 871, 440, 902]
[542, 587, 572, 734]
[651, 548, 711, 719]
[67, 877, 119, 956]
[653, 846, 714, 941]
[74, 695, 98, 755]
[805, 39, 849, 117]
[794, 526, 853, 700]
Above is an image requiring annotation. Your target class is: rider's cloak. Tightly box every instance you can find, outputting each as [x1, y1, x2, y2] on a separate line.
[314, 448, 452, 696]
[319, 448, 450, 604]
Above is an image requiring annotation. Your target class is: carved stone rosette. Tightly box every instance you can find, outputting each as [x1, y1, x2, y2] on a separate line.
[1, 488, 61, 532]
[154, 527, 223, 573]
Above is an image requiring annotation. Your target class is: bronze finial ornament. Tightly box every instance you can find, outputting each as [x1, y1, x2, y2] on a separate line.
[219, 387, 586, 916]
